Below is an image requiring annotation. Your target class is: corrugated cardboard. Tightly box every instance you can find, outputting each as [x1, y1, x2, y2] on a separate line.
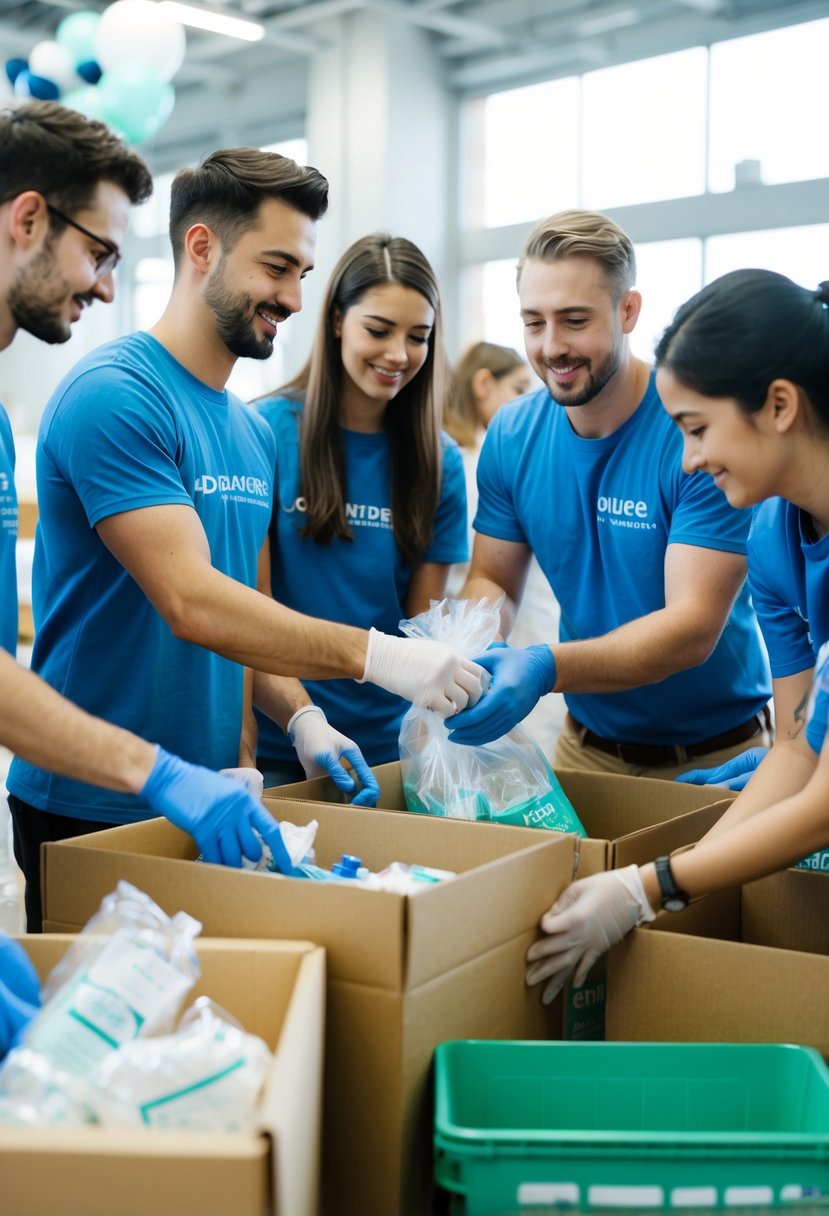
[606, 867, 829, 1057]
[43, 799, 572, 1216]
[269, 760, 735, 877]
[0, 936, 325, 1216]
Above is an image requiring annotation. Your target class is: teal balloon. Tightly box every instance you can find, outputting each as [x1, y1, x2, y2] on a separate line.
[98, 63, 167, 145]
[62, 84, 109, 122]
[56, 11, 101, 67]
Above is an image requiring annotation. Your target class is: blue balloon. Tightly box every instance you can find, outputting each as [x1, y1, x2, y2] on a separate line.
[76, 59, 102, 85]
[5, 57, 28, 86]
[15, 70, 61, 101]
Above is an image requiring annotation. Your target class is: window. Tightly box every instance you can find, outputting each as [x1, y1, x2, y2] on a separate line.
[581, 49, 707, 209]
[705, 224, 829, 289]
[631, 239, 702, 362]
[708, 18, 829, 192]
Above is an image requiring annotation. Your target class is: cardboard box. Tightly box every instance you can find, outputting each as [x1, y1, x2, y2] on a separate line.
[270, 759, 735, 876]
[0, 935, 325, 1216]
[606, 867, 829, 1057]
[43, 799, 573, 1216]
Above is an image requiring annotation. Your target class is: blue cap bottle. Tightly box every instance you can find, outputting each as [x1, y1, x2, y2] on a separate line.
[331, 854, 363, 879]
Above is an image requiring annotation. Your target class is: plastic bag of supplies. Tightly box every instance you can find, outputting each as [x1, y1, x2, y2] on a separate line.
[398, 598, 586, 834]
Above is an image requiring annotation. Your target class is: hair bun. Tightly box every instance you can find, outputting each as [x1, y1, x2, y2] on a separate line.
[817, 281, 829, 304]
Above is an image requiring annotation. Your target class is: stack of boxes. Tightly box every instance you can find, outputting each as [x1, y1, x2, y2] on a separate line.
[3, 762, 827, 1213]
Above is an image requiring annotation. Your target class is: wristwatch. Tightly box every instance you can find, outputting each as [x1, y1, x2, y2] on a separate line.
[654, 855, 691, 912]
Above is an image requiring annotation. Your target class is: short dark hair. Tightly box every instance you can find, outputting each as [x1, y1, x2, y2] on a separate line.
[655, 269, 829, 425]
[0, 100, 152, 216]
[169, 146, 329, 267]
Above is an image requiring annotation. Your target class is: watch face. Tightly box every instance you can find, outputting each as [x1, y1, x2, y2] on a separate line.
[663, 896, 687, 913]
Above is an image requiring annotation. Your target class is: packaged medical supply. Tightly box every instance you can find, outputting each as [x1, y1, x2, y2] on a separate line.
[0, 1046, 91, 1126]
[23, 880, 201, 1077]
[399, 598, 587, 835]
[199, 818, 319, 872]
[91, 996, 272, 1132]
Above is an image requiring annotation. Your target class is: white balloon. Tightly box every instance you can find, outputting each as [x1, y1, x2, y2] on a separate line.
[95, 0, 186, 83]
[28, 40, 79, 92]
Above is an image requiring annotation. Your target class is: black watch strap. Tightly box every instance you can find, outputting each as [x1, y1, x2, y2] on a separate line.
[654, 855, 690, 912]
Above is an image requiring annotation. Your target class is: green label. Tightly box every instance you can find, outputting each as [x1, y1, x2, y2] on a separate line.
[794, 849, 829, 873]
[565, 958, 607, 1040]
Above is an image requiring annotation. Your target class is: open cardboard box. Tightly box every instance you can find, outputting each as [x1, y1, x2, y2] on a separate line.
[0, 935, 325, 1216]
[606, 866, 829, 1057]
[43, 798, 574, 1216]
[269, 760, 735, 875]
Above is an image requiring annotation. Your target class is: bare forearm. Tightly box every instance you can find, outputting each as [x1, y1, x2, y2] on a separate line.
[552, 604, 714, 694]
[165, 572, 368, 680]
[460, 574, 518, 637]
[0, 651, 155, 793]
[702, 740, 817, 840]
[253, 671, 313, 734]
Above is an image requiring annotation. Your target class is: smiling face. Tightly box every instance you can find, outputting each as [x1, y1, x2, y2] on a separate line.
[334, 282, 435, 417]
[7, 180, 130, 344]
[657, 366, 789, 509]
[518, 254, 637, 408]
[203, 195, 316, 361]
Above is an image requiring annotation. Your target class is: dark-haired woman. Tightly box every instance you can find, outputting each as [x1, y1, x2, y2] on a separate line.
[525, 270, 829, 1005]
[252, 234, 467, 788]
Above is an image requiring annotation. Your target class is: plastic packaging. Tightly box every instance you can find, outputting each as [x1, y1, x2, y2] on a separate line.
[0, 788, 20, 934]
[91, 997, 272, 1132]
[399, 598, 587, 835]
[22, 881, 201, 1077]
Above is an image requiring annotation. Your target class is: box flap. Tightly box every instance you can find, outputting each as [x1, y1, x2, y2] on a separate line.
[612, 801, 731, 868]
[556, 768, 735, 839]
[405, 833, 577, 988]
[740, 868, 829, 954]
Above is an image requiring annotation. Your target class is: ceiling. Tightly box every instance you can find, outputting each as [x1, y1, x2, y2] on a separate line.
[0, 0, 824, 157]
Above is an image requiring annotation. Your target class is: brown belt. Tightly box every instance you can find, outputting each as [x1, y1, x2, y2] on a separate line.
[567, 706, 771, 767]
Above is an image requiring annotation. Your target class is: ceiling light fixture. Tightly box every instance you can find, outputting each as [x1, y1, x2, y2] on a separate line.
[157, 1, 265, 42]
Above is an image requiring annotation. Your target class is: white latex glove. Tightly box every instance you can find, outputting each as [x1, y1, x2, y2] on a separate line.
[287, 706, 380, 806]
[219, 767, 265, 799]
[358, 627, 485, 716]
[525, 866, 656, 1006]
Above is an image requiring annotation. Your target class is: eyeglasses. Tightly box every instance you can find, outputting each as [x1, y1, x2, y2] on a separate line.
[46, 204, 121, 278]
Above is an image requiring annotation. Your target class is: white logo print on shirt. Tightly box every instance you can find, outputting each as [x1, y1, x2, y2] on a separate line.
[284, 496, 392, 529]
[194, 473, 270, 508]
[596, 494, 656, 530]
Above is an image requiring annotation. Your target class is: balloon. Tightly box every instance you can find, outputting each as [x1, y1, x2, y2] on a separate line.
[5, 57, 28, 86]
[62, 84, 110, 122]
[29, 41, 77, 93]
[14, 70, 61, 101]
[95, 1, 186, 83]
[99, 62, 167, 144]
[55, 11, 100, 66]
[76, 59, 103, 85]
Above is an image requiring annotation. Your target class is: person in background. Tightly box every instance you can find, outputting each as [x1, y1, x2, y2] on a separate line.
[5, 147, 484, 931]
[525, 269, 829, 1006]
[443, 341, 564, 757]
[446, 209, 771, 778]
[253, 234, 468, 785]
[0, 103, 302, 953]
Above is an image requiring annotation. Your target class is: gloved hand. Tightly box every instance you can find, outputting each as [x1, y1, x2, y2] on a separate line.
[219, 767, 265, 799]
[287, 706, 381, 807]
[675, 746, 768, 791]
[142, 747, 299, 873]
[446, 643, 556, 746]
[358, 628, 485, 716]
[525, 866, 655, 1006]
[0, 937, 41, 1060]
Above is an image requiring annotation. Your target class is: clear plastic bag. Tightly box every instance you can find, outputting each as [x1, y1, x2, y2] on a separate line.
[399, 599, 586, 835]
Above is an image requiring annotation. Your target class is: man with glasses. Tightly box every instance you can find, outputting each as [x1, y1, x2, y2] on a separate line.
[0, 103, 305, 946]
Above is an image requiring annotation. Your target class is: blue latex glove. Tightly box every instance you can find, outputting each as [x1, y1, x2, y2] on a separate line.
[288, 707, 381, 807]
[675, 746, 768, 791]
[446, 643, 556, 746]
[141, 747, 300, 873]
[0, 936, 41, 1007]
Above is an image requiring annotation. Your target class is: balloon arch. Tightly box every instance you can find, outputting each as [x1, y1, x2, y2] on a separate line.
[4, 1, 186, 145]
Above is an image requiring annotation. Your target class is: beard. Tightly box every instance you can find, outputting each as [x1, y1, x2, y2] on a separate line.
[204, 260, 289, 361]
[7, 246, 75, 344]
[540, 332, 624, 408]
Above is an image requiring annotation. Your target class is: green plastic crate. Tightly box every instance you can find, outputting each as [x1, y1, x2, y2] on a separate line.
[434, 1041, 829, 1213]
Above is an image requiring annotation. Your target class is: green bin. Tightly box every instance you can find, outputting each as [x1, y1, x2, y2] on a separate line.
[434, 1041, 829, 1213]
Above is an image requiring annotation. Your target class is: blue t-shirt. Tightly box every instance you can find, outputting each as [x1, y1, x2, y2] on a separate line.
[474, 375, 770, 744]
[253, 395, 468, 764]
[8, 333, 275, 824]
[0, 406, 17, 657]
[747, 497, 829, 681]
